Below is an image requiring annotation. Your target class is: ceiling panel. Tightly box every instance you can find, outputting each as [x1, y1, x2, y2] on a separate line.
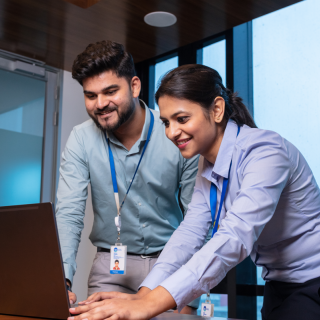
[0, 0, 302, 71]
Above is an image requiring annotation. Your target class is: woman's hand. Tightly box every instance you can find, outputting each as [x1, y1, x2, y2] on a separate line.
[69, 286, 176, 320]
[78, 287, 152, 305]
[78, 291, 139, 305]
[70, 298, 151, 320]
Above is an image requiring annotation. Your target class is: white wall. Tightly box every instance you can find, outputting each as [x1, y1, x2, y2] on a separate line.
[58, 70, 96, 302]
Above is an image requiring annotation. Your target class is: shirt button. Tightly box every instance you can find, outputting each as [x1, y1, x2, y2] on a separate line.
[146, 246, 149, 249]
[138, 203, 141, 206]
[142, 224, 146, 228]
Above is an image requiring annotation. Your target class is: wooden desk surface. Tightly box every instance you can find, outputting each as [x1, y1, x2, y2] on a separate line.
[0, 312, 243, 320]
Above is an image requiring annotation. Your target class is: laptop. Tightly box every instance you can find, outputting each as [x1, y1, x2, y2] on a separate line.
[0, 203, 71, 319]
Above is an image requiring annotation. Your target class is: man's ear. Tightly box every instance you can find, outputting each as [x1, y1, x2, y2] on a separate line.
[131, 76, 141, 98]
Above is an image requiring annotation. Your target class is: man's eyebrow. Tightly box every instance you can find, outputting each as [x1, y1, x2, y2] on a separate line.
[83, 84, 119, 94]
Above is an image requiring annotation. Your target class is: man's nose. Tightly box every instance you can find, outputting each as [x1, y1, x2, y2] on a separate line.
[97, 94, 109, 109]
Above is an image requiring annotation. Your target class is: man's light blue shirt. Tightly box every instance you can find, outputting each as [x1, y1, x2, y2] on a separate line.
[56, 104, 199, 283]
[141, 120, 320, 310]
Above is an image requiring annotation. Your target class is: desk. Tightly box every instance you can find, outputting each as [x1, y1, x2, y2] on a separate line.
[0, 312, 243, 320]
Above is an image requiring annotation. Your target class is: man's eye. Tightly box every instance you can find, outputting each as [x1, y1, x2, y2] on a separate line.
[86, 95, 95, 99]
[108, 90, 117, 95]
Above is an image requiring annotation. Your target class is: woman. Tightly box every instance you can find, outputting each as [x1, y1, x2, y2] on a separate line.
[69, 65, 320, 320]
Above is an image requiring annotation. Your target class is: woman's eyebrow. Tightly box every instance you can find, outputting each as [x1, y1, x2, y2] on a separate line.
[160, 111, 186, 120]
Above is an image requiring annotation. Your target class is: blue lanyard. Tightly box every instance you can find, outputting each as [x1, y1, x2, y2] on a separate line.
[105, 109, 154, 222]
[210, 125, 240, 237]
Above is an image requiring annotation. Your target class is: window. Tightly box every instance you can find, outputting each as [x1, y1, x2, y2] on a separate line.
[0, 53, 60, 206]
[253, 0, 320, 318]
[201, 39, 226, 86]
[154, 56, 179, 111]
[253, 0, 320, 182]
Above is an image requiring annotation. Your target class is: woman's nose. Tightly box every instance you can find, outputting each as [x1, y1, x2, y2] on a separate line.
[167, 123, 181, 140]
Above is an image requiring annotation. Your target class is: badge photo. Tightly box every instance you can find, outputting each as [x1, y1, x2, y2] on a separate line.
[110, 245, 127, 275]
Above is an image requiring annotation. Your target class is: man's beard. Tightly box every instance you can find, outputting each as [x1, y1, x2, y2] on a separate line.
[89, 99, 135, 133]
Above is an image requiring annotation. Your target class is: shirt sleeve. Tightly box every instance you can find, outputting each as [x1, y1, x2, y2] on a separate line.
[179, 155, 200, 213]
[142, 139, 291, 310]
[55, 128, 90, 284]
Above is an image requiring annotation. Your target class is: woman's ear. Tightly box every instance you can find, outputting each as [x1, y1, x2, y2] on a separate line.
[212, 96, 225, 124]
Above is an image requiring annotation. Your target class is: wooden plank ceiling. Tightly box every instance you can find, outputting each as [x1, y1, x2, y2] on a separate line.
[0, 0, 301, 71]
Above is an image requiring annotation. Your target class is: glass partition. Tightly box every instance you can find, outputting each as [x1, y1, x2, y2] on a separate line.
[0, 69, 46, 206]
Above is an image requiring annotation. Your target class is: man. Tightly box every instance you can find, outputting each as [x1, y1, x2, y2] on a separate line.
[56, 40, 199, 313]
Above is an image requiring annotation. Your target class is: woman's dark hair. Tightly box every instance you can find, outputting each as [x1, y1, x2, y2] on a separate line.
[72, 40, 136, 85]
[155, 64, 257, 128]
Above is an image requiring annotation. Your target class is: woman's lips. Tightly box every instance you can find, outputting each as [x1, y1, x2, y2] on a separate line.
[176, 138, 192, 149]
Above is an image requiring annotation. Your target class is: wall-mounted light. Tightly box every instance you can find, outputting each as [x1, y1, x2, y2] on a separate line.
[144, 12, 177, 27]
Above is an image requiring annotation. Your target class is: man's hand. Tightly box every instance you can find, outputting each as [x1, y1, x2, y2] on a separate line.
[69, 286, 175, 320]
[66, 280, 77, 305]
[69, 290, 77, 305]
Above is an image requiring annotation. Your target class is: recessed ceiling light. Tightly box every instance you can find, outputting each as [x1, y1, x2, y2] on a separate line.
[144, 12, 177, 27]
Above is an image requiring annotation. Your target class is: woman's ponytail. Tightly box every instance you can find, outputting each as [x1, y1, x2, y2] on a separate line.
[155, 64, 257, 128]
[224, 89, 257, 128]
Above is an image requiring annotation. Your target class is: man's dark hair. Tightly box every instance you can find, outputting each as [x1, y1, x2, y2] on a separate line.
[115, 260, 119, 263]
[72, 40, 136, 85]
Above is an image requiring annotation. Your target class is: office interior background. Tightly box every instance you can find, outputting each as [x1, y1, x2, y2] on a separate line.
[0, 0, 318, 319]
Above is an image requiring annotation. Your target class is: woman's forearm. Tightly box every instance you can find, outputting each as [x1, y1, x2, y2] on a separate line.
[142, 286, 177, 319]
[136, 286, 151, 298]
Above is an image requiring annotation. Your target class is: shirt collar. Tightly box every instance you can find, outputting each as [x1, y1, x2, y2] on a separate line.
[201, 120, 239, 181]
[139, 100, 151, 142]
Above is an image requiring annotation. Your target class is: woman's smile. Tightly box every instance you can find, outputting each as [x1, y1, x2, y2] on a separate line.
[176, 137, 192, 148]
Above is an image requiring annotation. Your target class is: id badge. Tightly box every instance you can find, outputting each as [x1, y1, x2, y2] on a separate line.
[201, 303, 214, 317]
[110, 244, 127, 275]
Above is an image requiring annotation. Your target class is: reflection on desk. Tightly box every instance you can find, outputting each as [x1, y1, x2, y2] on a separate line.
[0, 311, 244, 320]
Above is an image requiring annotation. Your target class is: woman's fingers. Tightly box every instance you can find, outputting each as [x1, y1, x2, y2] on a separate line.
[68, 298, 148, 320]
[79, 291, 137, 305]
[70, 301, 102, 314]
[106, 314, 120, 320]
[78, 292, 101, 305]
[69, 301, 117, 320]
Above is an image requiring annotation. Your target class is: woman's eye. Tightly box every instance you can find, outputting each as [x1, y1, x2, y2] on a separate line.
[162, 120, 169, 127]
[177, 116, 189, 123]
